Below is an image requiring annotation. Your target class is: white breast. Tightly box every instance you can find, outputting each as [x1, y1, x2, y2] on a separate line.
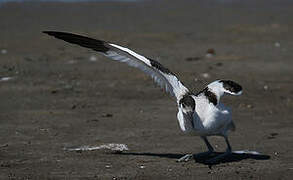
[196, 96, 232, 135]
[176, 95, 233, 136]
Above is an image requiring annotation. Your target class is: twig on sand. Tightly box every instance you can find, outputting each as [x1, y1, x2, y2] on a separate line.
[64, 143, 129, 152]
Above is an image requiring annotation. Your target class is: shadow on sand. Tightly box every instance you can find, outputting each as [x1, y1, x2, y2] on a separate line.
[114, 151, 270, 166]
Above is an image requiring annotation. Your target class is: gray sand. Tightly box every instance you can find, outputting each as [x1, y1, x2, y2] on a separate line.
[0, 0, 292, 179]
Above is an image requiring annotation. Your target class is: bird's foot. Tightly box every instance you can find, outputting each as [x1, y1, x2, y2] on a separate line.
[205, 151, 232, 164]
[176, 154, 194, 162]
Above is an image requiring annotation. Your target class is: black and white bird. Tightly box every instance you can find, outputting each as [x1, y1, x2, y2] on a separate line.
[44, 31, 243, 164]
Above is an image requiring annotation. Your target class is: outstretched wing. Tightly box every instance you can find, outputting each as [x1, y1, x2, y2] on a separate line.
[43, 31, 190, 101]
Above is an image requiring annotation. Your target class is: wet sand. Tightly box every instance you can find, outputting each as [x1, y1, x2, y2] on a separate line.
[0, 0, 293, 179]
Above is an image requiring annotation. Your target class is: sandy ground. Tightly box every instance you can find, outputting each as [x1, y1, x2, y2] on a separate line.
[0, 0, 293, 179]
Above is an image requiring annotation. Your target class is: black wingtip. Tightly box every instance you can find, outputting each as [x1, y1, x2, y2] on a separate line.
[42, 31, 109, 53]
[43, 31, 74, 38]
[42, 31, 65, 38]
[43, 31, 56, 35]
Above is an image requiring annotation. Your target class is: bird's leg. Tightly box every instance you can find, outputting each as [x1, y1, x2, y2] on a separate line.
[206, 136, 232, 164]
[202, 136, 214, 152]
[177, 136, 214, 162]
[194, 136, 215, 158]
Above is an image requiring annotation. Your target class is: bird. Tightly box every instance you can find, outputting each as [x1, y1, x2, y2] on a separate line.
[43, 31, 243, 164]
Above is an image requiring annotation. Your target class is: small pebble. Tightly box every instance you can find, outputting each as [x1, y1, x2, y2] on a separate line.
[0, 77, 14, 82]
[246, 104, 253, 108]
[51, 89, 58, 94]
[67, 60, 77, 64]
[101, 113, 113, 118]
[1, 49, 7, 54]
[139, 165, 145, 169]
[267, 133, 278, 139]
[215, 62, 223, 66]
[105, 165, 112, 168]
[207, 48, 215, 55]
[0, 144, 8, 148]
[263, 85, 269, 90]
[205, 48, 215, 58]
[205, 53, 213, 58]
[201, 73, 210, 79]
[88, 119, 99, 122]
[89, 55, 97, 62]
[274, 42, 280, 47]
[185, 57, 201, 61]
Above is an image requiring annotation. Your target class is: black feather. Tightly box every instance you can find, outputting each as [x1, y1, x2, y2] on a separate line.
[179, 93, 195, 110]
[149, 58, 174, 75]
[196, 87, 218, 106]
[219, 80, 242, 94]
[43, 31, 109, 53]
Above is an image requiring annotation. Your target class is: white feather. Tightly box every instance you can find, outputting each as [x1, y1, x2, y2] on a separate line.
[102, 43, 189, 100]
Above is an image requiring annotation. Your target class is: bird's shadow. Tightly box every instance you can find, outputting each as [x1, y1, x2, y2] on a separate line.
[113, 151, 270, 166]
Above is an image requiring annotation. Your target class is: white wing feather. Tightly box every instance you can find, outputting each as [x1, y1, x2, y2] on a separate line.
[105, 43, 189, 100]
